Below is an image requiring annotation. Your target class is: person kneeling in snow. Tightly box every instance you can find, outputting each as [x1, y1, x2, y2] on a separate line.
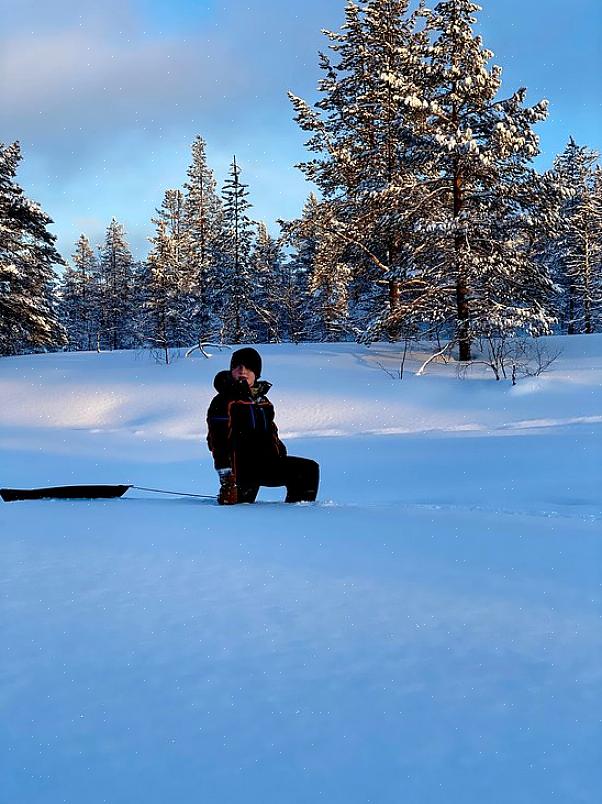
[207, 347, 320, 505]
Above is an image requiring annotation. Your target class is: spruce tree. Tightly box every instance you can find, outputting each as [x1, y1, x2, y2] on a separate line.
[281, 193, 350, 340]
[251, 222, 285, 342]
[58, 235, 99, 351]
[183, 136, 224, 340]
[279, 258, 310, 344]
[592, 167, 602, 332]
[142, 219, 179, 360]
[308, 217, 351, 341]
[97, 218, 136, 350]
[289, 0, 558, 357]
[0, 141, 66, 355]
[218, 156, 257, 343]
[288, 0, 430, 341]
[279, 194, 321, 342]
[552, 139, 602, 334]
[414, 0, 557, 359]
[149, 189, 192, 346]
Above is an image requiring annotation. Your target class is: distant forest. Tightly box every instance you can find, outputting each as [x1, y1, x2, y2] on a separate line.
[1, 0, 601, 360]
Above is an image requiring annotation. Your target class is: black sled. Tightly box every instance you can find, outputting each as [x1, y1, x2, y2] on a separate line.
[0, 484, 132, 502]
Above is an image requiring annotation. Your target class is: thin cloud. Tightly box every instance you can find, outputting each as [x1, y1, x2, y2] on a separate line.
[1, 0, 598, 263]
[0, 29, 244, 140]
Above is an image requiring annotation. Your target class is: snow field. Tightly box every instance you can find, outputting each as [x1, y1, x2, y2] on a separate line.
[1, 338, 601, 803]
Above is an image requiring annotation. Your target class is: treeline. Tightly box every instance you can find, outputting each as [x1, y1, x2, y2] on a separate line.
[58, 141, 312, 356]
[1, 0, 601, 360]
[284, 0, 602, 360]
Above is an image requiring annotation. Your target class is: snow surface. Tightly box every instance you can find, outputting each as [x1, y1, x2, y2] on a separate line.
[1, 337, 601, 803]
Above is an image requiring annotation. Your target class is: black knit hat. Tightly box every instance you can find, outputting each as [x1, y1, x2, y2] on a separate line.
[230, 347, 262, 378]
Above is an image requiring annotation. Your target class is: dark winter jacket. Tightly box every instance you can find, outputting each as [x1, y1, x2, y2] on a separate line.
[206, 370, 287, 481]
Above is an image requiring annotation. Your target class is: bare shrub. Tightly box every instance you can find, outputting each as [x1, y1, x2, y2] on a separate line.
[457, 336, 562, 383]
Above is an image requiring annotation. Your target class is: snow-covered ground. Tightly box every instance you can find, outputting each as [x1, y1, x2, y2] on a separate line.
[1, 337, 601, 803]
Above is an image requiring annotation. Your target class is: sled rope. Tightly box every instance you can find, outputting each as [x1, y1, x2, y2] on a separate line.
[132, 485, 215, 500]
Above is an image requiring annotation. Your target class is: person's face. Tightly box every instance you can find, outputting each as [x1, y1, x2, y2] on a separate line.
[231, 364, 256, 386]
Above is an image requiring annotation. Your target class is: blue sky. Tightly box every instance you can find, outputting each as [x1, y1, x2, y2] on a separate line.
[1, 0, 600, 261]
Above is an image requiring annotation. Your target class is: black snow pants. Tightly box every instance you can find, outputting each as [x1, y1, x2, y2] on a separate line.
[237, 456, 319, 504]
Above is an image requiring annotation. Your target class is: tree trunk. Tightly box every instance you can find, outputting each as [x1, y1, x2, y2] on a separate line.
[389, 279, 399, 310]
[583, 243, 592, 334]
[456, 270, 471, 361]
[388, 278, 400, 340]
[386, 240, 401, 340]
[453, 167, 471, 361]
[567, 282, 576, 335]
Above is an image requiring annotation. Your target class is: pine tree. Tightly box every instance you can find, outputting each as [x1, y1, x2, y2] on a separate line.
[150, 189, 192, 346]
[0, 141, 66, 355]
[407, 0, 558, 359]
[281, 193, 350, 340]
[289, 0, 558, 357]
[552, 139, 602, 334]
[308, 214, 351, 341]
[279, 194, 321, 342]
[278, 257, 310, 343]
[58, 235, 99, 351]
[182, 136, 224, 340]
[251, 222, 285, 342]
[142, 219, 179, 360]
[288, 0, 431, 341]
[592, 167, 602, 332]
[141, 189, 194, 356]
[218, 156, 257, 343]
[97, 218, 136, 350]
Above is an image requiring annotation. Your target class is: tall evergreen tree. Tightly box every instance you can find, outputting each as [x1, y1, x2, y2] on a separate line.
[282, 193, 350, 340]
[593, 166, 602, 332]
[278, 257, 310, 343]
[0, 141, 66, 355]
[152, 189, 192, 345]
[289, 0, 558, 357]
[552, 139, 602, 334]
[251, 222, 285, 342]
[413, 0, 558, 359]
[308, 215, 351, 341]
[218, 156, 257, 343]
[279, 194, 321, 342]
[97, 218, 136, 350]
[183, 136, 224, 340]
[289, 0, 431, 340]
[58, 234, 98, 351]
[142, 218, 179, 360]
